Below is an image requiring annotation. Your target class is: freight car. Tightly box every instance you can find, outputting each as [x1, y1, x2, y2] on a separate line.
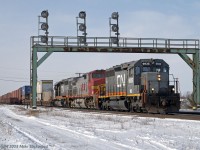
[0, 92, 12, 104]
[54, 59, 180, 113]
[37, 80, 53, 106]
[21, 85, 32, 105]
[0, 85, 31, 105]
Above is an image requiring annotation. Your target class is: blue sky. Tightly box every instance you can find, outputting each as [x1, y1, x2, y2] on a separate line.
[0, 0, 200, 95]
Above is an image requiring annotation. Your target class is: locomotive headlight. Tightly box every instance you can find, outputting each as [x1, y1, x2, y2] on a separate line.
[157, 74, 161, 81]
[172, 88, 175, 91]
[151, 88, 154, 93]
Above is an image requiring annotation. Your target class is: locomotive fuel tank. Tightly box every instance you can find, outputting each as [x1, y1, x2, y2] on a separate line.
[109, 100, 129, 111]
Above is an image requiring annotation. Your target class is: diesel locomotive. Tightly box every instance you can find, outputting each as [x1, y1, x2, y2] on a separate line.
[54, 70, 105, 108]
[54, 59, 180, 113]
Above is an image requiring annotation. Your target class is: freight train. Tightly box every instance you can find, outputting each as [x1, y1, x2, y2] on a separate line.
[0, 58, 180, 113]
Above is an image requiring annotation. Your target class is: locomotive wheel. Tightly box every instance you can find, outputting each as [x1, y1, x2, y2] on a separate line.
[135, 104, 141, 113]
[129, 105, 134, 112]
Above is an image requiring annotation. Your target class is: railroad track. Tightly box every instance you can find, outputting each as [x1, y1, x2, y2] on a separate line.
[36, 105, 200, 121]
[169, 111, 200, 115]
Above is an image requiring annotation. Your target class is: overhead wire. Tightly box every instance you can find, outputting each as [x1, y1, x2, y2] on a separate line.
[0, 66, 74, 74]
[0, 79, 29, 83]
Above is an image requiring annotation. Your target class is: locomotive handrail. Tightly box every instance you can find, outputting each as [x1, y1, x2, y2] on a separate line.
[31, 36, 199, 49]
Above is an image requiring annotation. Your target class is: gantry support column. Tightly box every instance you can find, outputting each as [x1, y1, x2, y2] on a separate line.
[32, 47, 37, 109]
[31, 47, 53, 109]
[179, 51, 200, 106]
[193, 51, 200, 106]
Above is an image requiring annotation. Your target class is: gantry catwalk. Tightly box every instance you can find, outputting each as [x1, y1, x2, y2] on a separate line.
[30, 36, 200, 109]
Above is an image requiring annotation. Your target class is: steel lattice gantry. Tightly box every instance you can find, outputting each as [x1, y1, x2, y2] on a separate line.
[30, 36, 200, 109]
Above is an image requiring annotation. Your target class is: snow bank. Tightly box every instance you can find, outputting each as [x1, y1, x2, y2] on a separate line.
[0, 105, 200, 150]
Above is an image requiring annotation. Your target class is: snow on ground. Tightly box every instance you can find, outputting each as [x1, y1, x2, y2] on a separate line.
[0, 105, 200, 150]
[180, 108, 200, 112]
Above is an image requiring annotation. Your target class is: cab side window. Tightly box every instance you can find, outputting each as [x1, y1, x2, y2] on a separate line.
[135, 66, 140, 75]
[163, 67, 168, 72]
[129, 68, 133, 77]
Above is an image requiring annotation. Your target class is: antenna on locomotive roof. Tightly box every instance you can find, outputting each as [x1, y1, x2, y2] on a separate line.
[75, 73, 84, 77]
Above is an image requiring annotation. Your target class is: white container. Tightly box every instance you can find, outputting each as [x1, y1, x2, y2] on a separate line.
[43, 91, 53, 101]
[37, 80, 53, 94]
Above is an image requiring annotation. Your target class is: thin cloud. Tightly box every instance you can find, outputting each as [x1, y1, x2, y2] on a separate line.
[121, 10, 193, 38]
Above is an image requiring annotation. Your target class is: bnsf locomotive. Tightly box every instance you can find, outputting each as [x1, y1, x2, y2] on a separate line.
[54, 59, 180, 113]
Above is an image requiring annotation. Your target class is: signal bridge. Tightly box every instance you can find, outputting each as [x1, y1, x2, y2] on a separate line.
[31, 36, 200, 109]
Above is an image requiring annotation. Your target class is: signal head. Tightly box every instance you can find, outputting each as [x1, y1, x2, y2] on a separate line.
[111, 12, 118, 19]
[41, 10, 49, 18]
[79, 11, 86, 19]
[41, 23, 49, 31]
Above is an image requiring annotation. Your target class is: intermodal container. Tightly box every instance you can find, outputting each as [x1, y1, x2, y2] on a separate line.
[37, 80, 53, 93]
[22, 86, 31, 100]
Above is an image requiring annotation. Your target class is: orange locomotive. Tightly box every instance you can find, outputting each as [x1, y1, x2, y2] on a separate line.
[53, 70, 105, 108]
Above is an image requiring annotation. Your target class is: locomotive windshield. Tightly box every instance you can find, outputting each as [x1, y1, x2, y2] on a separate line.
[92, 73, 105, 78]
[153, 67, 168, 73]
[140, 60, 169, 73]
[153, 67, 161, 72]
[142, 66, 151, 72]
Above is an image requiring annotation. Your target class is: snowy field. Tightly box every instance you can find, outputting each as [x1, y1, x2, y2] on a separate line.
[0, 105, 200, 150]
